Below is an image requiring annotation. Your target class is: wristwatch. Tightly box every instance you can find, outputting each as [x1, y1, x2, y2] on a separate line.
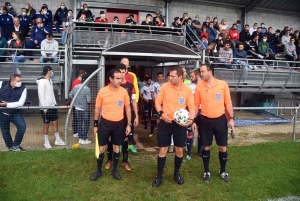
[127, 123, 132, 126]
[230, 117, 234, 120]
[158, 110, 164, 117]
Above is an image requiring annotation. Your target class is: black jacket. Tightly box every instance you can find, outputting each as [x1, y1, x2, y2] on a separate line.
[76, 9, 93, 20]
[266, 33, 275, 45]
[239, 30, 251, 43]
[9, 40, 26, 56]
[54, 7, 68, 22]
[9, 25, 26, 40]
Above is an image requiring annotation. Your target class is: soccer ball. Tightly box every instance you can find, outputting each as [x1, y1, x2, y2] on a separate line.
[173, 108, 190, 124]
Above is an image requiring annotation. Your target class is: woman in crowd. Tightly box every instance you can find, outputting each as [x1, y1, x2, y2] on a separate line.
[9, 31, 26, 74]
[219, 18, 229, 42]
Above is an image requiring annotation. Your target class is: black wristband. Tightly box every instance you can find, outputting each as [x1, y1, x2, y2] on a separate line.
[94, 120, 98, 127]
[158, 110, 164, 117]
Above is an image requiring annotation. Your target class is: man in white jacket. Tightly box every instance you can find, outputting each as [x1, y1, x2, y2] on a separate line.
[37, 66, 65, 149]
[39, 33, 59, 63]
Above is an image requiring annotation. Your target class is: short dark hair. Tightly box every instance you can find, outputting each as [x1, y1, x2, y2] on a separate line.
[191, 68, 200, 76]
[3, 7, 7, 12]
[290, 37, 295, 40]
[263, 35, 268, 38]
[157, 72, 163, 76]
[170, 66, 184, 77]
[232, 23, 237, 26]
[83, 3, 87, 6]
[224, 41, 231, 46]
[145, 77, 151, 82]
[236, 20, 241, 24]
[108, 68, 121, 79]
[245, 24, 249, 27]
[78, 69, 86, 76]
[116, 64, 126, 70]
[68, 9, 73, 12]
[202, 64, 214, 76]
[46, 33, 53, 37]
[129, 14, 134, 18]
[268, 27, 272, 29]
[238, 43, 244, 47]
[146, 14, 152, 18]
[10, 73, 21, 81]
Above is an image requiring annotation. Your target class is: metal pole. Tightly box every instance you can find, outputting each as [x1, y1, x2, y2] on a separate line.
[166, 2, 169, 27]
[293, 108, 298, 141]
[202, 49, 205, 64]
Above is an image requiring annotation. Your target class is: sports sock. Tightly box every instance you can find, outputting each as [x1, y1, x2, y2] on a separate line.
[113, 152, 120, 171]
[44, 135, 49, 142]
[54, 132, 60, 140]
[174, 155, 183, 173]
[186, 138, 193, 155]
[219, 151, 228, 173]
[107, 141, 113, 161]
[122, 141, 128, 163]
[97, 153, 104, 171]
[157, 156, 166, 179]
[150, 120, 156, 133]
[202, 149, 210, 172]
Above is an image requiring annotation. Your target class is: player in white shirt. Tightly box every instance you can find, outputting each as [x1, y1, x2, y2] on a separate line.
[140, 77, 154, 134]
[150, 72, 165, 137]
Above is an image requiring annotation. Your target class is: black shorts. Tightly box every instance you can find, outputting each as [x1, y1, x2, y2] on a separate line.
[98, 117, 125, 146]
[157, 120, 187, 147]
[143, 100, 152, 113]
[41, 109, 59, 124]
[199, 114, 228, 146]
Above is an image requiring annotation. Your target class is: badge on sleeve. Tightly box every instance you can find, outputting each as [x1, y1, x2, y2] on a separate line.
[215, 93, 222, 100]
[117, 100, 123, 106]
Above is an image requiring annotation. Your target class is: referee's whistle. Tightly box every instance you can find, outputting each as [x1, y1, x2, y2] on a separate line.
[231, 129, 235, 138]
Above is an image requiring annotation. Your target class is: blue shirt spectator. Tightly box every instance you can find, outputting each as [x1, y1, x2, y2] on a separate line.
[260, 23, 267, 37]
[0, 8, 14, 40]
[207, 22, 217, 43]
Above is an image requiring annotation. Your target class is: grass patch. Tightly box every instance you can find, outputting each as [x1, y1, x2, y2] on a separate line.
[0, 141, 300, 201]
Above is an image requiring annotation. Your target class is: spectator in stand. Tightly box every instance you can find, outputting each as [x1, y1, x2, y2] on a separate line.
[281, 29, 291, 47]
[9, 31, 26, 74]
[249, 23, 257, 35]
[232, 44, 249, 82]
[5, 2, 17, 17]
[39, 33, 58, 64]
[239, 24, 251, 46]
[32, 6, 52, 31]
[218, 41, 233, 69]
[95, 11, 110, 48]
[284, 37, 297, 67]
[76, 3, 93, 20]
[0, 7, 14, 40]
[251, 27, 262, 41]
[125, 14, 137, 25]
[246, 35, 264, 59]
[172, 17, 181, 28]
[212, 17, 219, 30]
[180, 13, 189, 26]
[274, 29, 282, 53]
[95, 10, 108, 23]
[266, 27, 276, 53]
[41, 4, 53, 27]
[202, 16, 210, 28]
[205, 42, 219, 65]
[260, 22, 267, 37]
[9, 17, 26, 40]
[54, 2, 68, 34]
[200, 26, 209, 41]
[154, 16, 165, 27]
[207, 21, 217, 44]
[61, 9, 76, 45]
[216, 33, 224, 50]
[197, 36, 208, 50]
[229, 23, 241, 52]
[153, 11, 164, 24]
[0, 29, 8, 62]
[236, 20, 242, 33]
[112, 16, 120, 24]
[141, 14, 153, 25]
[18, 8, 31, 37]
[26, 18, 49, 59]
[192, 15, 202, 35]
[219, 19, 229, 42]
[186, 18, 193, 32]
[280, 26, 289, 39]
[258, 35, 275, 65]
[25, 2, 36, 17]
[294, 30, 299, 46]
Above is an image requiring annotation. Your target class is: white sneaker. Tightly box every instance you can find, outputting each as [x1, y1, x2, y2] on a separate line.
[79, 139, 91, 145]
[73, 133, 79, 137]
[44, 142, 52, 149]
[16, 68, 21, 75]
[55, 138, 65, 146]
[258, 55, 264, 59]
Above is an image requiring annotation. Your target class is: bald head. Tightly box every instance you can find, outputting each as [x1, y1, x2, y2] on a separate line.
[120, 58, 129, 68]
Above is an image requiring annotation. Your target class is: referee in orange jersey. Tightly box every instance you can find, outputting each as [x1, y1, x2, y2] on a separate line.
[152, 66, 195, 187]
[193, 64, 234, 183]
[90, 68, 132, 181]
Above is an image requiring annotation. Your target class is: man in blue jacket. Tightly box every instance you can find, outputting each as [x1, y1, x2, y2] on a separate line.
[32, 6, 52, 31]
[207, 22, 217, 44]
[232, 44, 249, 83]
[54, 3, 68, 34]
[18, 7, 31, 37]
[0, 7, 13, 40]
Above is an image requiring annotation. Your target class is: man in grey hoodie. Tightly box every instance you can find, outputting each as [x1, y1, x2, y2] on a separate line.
[284, 37, 298, 67]
[37, 66, 65, 149]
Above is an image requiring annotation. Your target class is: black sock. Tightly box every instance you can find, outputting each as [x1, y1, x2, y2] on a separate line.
[107, 141, 113, 161]
[186, 138, 193, 155]
[97, 153, 104, 172]
[150, 120, 156, 133]
[144, 116, 147, 127]
[122, 141, 128, 163]
[174, 155, 183, 174]
[202, 149, 210, 172]
[113, 152, 120, 171]
[157, 156, 166, 179]
[219, 151, 228, 173]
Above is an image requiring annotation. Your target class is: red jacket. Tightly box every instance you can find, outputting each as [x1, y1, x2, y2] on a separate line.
[229, 29, 239, 40]
[200, 32, 209, 40]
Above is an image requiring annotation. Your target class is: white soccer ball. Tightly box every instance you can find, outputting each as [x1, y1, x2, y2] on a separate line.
[173, 108, 190, 124]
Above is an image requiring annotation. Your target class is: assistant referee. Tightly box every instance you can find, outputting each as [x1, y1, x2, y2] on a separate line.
[90, 68, 132, 181]
[193, 64, 234, 183]
[152, 66, 195, 187]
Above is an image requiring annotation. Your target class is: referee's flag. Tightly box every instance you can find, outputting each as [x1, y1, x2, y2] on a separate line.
[95, 133, 99, 158]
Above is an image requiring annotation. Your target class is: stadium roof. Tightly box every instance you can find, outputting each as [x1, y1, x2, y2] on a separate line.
[102, 39, 200, 64]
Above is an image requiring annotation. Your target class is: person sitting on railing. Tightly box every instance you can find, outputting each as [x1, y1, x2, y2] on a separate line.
[218, 41, 234, 69]
[0, 28, 8, 62]
[76, 3, 93, 21]
[219, 19, 229, 43]
[202, 16, 210, 29]
[232, 44, 249, 83]
[154, 16, 165, 27]
[180, 12, 188, 26]
[205, 42, 219, 65]
[18, 7, 31, 37]
[229, 23, 242, 52]
[197, 36, 208, 50]
[239, 24, 251, 47]
[53, 2, 68, 34]
[266, 27, 276, 54]
[153, 11, 164, 25]
[5, 2, 17, 17]
[112, 16, 120, 24]
[125, 14, 137, 25]
[192, 15, 202, 35]
[61, 9, 76, 45]
[141, 14, 153, 26]
[284, 37, 298, 67]
[251, 27, 262, 41]
[249, 23, 257, 35]
[207, 22, 217, 44]
[31, 6, 52, 32]
[171, 17, 181, 28]
[9, 31, 26, 74]
[8, 17, 26, 41]
[216, 33, 224, 50]
[41, 4, 53, 27]
[25, 2, 36, 18]
[0, 7, 14, 41]
[245, 35, 264, 60]
[39, 33, 58, 64]
[26, 17, 49, 59]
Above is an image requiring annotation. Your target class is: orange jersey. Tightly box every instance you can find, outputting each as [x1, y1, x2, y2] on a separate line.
[194, 78, 232, 118]
[95, 85, 130, 121]
[155, 82, 195, 120]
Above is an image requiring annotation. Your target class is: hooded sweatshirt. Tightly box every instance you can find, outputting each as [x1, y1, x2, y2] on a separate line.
[284, 42, 297, 56]
[41, 38, 58, 57]
[36, 77, 57, 107]
[281, 35, 291, 46]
